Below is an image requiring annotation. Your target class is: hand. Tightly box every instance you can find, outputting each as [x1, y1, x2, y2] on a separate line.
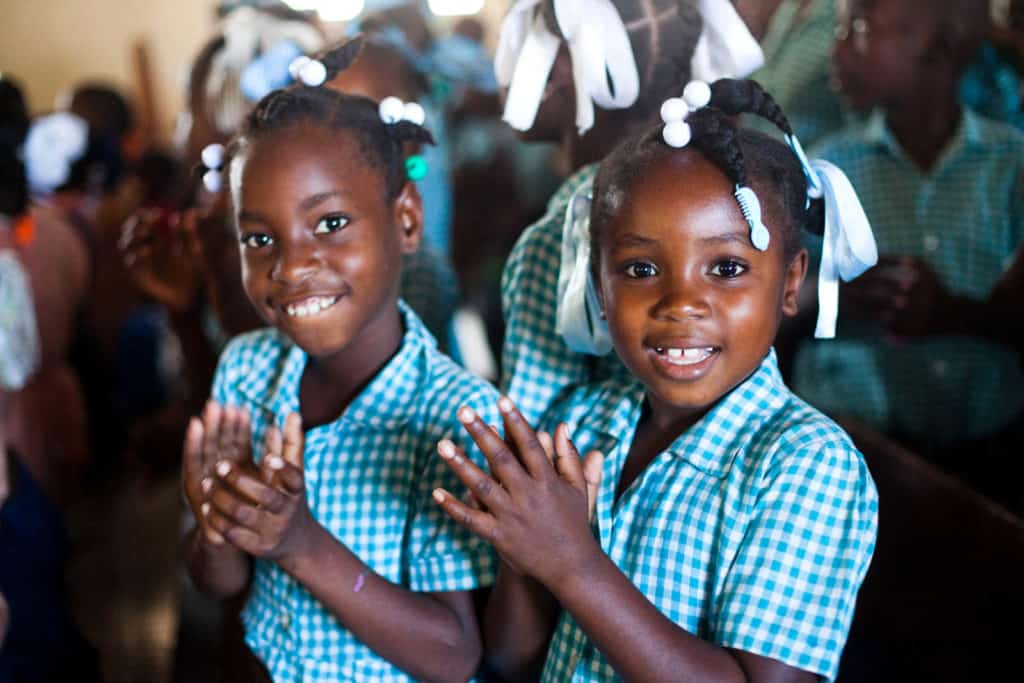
[119, 206, 204, 312]
[203, 413, 319, 562]
[841, 255, 952, 336]
[433, 397, 604, 591]
[182, 402, 255, 546]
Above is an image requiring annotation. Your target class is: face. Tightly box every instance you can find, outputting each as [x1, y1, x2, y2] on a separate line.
[833, 0, 934, 111]
[231, 123, 422, 359]
[596, 150, 806, 426]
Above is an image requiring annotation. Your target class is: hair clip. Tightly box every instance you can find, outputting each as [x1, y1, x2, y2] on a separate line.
[785, 133, 823, 202]
[378, 96, 426, 126]
[660, 80, 712, 148]
[734, 186, 770, 251]
[288, 55, 328, 87]
[200, 143, 225, 193]
[405, 155, 428, 182]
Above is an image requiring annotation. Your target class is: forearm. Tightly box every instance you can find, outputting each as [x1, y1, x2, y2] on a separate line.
[483, 561, 561, 682]
[184, 527, 252, 598]
[551, 547, 746, 683]
[281, 523, 481, 683]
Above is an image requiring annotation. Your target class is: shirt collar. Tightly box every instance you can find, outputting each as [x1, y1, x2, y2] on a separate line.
[546, 163, 599, 215]
[864, 107, 982, 172]
[587, 350, 790, 478]
[237, 300, 432, 430]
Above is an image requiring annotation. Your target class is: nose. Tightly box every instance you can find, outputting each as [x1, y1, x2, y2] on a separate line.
[270, 237, 320, 286]
[651, 276, 710, 322]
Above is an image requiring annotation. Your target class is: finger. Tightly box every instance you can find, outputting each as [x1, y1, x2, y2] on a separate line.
[198, 502, 227, 546]
[498, 397, 555, 478]
[214, 460, 286, 513]
[232, 408, 252, 463]
[260, 423, 283, 486]
[221, 525, 262, 556]
[537, 431, 555, 465]
[219, 407, 247, 463]
[582, 450, 604, 522]
[282, 413, 304, 470]
[201, 401, 224, 471]
[264, 457, 304, 495]
[432, 488, 497, 540]
[552, 423, 586, 494]
[457, 406, 528, 488]
[438, 439, 511, 511]
[208, 482, 264, 528]
[182, 417, 205, 487]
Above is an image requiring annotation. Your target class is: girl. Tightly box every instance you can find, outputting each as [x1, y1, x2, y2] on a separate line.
[181, 48, 500, 683]
[433, 79, 879, 682]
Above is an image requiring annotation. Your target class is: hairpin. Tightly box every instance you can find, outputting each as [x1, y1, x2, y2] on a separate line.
[288, 55, 328, 87]
[660, 80, 712, 148]
[405, 155, 428, 182]
[200, 143, 225, 193]
[378, 96, 426, 126]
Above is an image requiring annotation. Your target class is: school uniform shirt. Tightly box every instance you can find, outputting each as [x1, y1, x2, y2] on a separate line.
[211, 301, 498, 683]
[501, 165, 629, 425]
[539, 351, 878, 682]
[795, 108, 1024, 446]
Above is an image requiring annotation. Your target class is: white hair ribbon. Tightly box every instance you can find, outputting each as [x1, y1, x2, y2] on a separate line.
[690, 0, 765, 83]
[24, 112, 89, 195]
[810, 159, 878, 339]
[496, 0, 638, 135]
[555, 185, 613, 355]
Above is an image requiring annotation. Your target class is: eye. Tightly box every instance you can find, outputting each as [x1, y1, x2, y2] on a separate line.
[709, 260, 747, 278]
[314, 214, 349, 235]
[624, 261, 659, 279]
[241, 233, 274, 249]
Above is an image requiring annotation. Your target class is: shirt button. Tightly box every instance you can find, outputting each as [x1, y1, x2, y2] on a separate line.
[280, 611, 292, 631]
[923, 234, 940, 253]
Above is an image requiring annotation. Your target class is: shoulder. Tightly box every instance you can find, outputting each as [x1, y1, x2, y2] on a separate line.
[808, 121, 874, 161]
[419, 345, 502, 422]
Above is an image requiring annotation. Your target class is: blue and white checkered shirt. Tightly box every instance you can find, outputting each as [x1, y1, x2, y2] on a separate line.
[500, 166, 629, 425]
[539, 352, 878, 682]
[211, 301, 498, 682]
[795, 109, 1024, 445]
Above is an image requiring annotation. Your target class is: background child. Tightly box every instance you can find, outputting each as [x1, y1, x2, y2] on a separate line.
[181, 58, 501, 682]
[791, 0, 1024, 509]
[434, 79, 879, 683]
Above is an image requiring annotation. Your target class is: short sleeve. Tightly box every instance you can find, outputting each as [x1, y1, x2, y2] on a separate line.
[712, 439, 878, 681]
[405, 390, 500, 593]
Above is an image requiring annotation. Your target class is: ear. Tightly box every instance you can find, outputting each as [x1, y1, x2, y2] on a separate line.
[782, 248, 808, 317]
[391, 181, 424, 255]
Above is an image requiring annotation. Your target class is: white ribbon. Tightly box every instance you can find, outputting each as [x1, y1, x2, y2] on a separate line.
[24, 112, 89, 195]
[812, 159, 878, 339]
[496, 0, 638, 135]
[689, 0, 765, 83]
[555, 185, 613, 355]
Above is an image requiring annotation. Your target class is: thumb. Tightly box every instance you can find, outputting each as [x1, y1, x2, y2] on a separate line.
[582, 450, 604, 523]
[282, 413, 304, 470]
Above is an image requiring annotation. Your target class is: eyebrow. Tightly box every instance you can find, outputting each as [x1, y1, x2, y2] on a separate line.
[611, 232, 658, 248]
[236, 191, 345, 225]
[701, 231, 754, 248]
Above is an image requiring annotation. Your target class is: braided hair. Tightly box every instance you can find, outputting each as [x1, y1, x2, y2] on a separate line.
[591, 78, 825, 263]
[228, 36, 434, 204]
[0, 76, 29, 217]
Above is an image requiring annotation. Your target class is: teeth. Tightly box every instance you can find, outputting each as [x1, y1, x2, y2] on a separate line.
[285, 296, 338, 318]
[655, 346, 716, 365]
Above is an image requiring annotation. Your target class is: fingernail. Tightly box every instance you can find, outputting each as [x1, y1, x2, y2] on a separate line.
[216, 461, 231, 477]
[432, 489, 445, 503]
[438, 440, 455, 459]
[201, 502, 210, 516]
[267, 456, 285, 470]
[497, 397, 514, 414]
[201, 477, 213, 493]
[457, 406, 477, 424]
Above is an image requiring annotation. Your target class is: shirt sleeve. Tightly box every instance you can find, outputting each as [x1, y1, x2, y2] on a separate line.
[500, 205, 592, 426]
[405, 389, 499, 593]
[711, 438, 879, 681]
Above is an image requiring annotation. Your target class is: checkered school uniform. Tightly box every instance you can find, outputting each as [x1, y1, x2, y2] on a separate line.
[500, 165, 629, 425]
[539, 352, 878, 682]
[795, 109, 1024, 445]
[211, 301, 498, 682]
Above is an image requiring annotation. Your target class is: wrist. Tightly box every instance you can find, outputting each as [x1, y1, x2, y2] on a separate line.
[546, 535, 606, 600]
[277, 516, 328, 576]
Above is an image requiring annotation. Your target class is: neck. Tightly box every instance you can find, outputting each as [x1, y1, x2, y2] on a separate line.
[885, 83, 961, 172]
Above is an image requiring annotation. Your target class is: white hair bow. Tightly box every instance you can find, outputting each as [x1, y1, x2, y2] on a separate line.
[23, 112, 89, 195]
[496, 0, 639, 135]
[690, 0, 765, 83]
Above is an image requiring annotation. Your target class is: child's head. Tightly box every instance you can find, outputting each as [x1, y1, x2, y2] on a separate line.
[227, 82, 433, 358]
[833, 0, 986, 112]
[589, 79, 814, 417]
[0, 75, 29, 218]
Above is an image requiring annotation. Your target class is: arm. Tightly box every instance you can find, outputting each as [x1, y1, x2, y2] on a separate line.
[482, 564, 560, 682]
[434, 400, 825, 683]
[204, 414, 482, 683]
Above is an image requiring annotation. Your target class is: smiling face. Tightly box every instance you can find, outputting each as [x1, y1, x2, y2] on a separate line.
[595, 149, 806, 426]
[231, 122, 422, 359]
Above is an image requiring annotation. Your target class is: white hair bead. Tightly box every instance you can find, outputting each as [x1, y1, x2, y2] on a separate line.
[683, 80, 712, 110]
[379, 96, 405, 124]
[288, 56, 311, 80]
[662, 120, 692, 148]
[660, 97, 687, 124]
[298, 59, 327, 87]
[202, 169, 223, 194]
[402, 102, 426, 126]
[201, 143, 225, 170]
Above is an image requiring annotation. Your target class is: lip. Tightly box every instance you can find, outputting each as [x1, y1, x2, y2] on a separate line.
[645, 341, 721, 382]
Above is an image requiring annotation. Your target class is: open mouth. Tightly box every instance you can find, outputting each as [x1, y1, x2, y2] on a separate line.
[652, 346, 718, 366]
[283, 295, 341, 319]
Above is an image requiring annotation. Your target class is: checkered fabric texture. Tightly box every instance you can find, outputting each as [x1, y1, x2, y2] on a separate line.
[794, 109, 1024, 445]
[212, 301, 498, 682]
[539, 352, 878, 682]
